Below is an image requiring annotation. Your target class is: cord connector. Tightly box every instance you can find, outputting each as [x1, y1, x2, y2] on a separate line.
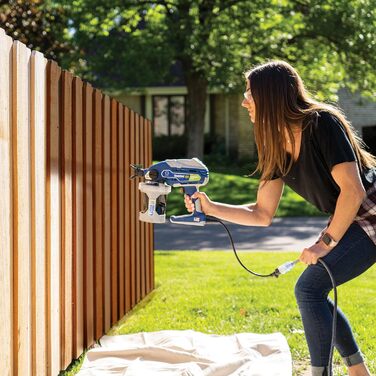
[274, 259, 299, 277]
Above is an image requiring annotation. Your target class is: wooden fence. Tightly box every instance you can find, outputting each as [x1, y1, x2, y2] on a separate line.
[0, 28, 154, 375]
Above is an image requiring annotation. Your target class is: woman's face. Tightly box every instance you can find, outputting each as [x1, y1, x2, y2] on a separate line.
[241, 81, 255, 123]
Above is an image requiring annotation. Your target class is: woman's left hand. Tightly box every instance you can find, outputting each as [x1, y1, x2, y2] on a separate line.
[299, 242, 333, 265]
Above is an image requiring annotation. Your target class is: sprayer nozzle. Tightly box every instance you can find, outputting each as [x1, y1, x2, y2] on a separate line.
[130, 164, 145, 179]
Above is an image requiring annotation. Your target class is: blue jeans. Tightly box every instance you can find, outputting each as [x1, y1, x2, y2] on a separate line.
[294, 222, 376, 372]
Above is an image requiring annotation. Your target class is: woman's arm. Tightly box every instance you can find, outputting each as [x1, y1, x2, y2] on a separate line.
[300, 161, 366, 264]
[186, 178, 284, 226]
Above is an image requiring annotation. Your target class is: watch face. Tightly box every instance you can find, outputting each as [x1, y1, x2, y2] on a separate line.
[322, 233, 331, 246]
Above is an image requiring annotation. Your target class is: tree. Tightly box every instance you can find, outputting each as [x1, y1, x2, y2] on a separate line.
[6, 0, 375, 159]
[0, 0, 75, 64]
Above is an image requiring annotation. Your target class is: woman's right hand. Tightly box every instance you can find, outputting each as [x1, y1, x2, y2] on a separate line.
[184, 192, 212, 215]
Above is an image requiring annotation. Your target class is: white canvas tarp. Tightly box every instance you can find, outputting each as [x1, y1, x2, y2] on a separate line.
[77, 330, 292, 376]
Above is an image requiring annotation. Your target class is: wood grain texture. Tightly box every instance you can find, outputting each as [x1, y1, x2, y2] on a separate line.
[103, 95, 111, 331]
[12, 40, 32, 376]
[83, 83, 94, 348]
[124, 107, 132, 313]
[129, 111, 136, 307]
[73, 76, 84, 358]
[135, 114, 141, 304]
[139, 117, 146, 299]
[61, 71, 74, 370]
[30, 50, 47, 376]
[93, 89, 104, 339]
[110, 99, 118, 324]
[46, 60, 61, 376]
[118, 103, 125, 318]
[0, 28, 13, 376]
[147, 119, 155, 290]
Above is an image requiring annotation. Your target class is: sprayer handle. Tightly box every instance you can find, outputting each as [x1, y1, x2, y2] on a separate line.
[169, 186, 206, 226]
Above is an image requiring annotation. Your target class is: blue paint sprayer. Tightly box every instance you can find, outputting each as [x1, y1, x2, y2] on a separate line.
[130, 158, 209, 225]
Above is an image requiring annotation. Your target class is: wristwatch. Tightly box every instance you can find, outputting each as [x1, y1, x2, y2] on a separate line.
[321, 233, 338, 248]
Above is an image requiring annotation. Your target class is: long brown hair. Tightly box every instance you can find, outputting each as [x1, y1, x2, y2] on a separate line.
[245, 60, 376, 181]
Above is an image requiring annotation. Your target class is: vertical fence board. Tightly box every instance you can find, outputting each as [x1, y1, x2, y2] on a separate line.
[93, 89, 104, 338]
[118, 104, 125, 317]
[144, 119, 151, 295]
[61, 71, 74, 370]
[103, 95, 111, 331]
[12, 40, 32, 376]
[147, 120, 154, 290]
[0, 29, 13, 376]
[30, 50, 47, 376]
[124, 107, 132, 313]
[83, 83, 94, 348]
[73, 77, 84, 357]
[135, 114, 141, 303]
[46, 60, 61, 376]
[110, 99, 118, 323]
[139, 118, 146, 299]
[129, 111, 136, 307]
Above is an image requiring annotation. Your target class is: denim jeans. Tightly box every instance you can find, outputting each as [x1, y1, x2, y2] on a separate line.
[294, 222, 376, 373]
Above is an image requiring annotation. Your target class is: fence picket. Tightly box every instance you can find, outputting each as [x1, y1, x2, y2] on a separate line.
[103, 95, 111, 332]
[61, 71, 74, 369]
[46, 59, 62, 376]
[124, 107, 132, 313]
[130, 111, 137, 307]
[83, 83, 95, 348]
[118, 103, 125, 318]
[73, 76, 84, 358]
[0, 28, 13, 376]
[12, 40, 32, 376]
[110, 99, 119, 324]
[30, 50, 48, 376]
[140, 118, 146, 299]
[93, 89, 104, 339]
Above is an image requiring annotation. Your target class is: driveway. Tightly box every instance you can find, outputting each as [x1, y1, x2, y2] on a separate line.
[154, 216, 329, 251]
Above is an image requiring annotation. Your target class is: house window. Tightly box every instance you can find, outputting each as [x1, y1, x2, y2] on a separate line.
[153, 95, 185, 136]
[362, 125, 376, 156]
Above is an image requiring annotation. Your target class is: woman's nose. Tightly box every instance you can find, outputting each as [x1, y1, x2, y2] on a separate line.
[241, 99, 248, 108]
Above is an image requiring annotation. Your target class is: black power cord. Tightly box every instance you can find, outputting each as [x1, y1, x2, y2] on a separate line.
[206, 215, 337, 376]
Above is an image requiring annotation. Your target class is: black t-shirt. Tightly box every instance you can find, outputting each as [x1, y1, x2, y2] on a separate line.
[274, 111, 376, 214]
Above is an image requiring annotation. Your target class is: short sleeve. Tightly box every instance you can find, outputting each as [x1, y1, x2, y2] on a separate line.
[312, 112, 357, 171]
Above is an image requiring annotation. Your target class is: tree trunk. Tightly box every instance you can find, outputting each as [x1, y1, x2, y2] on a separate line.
[185, 72, 208, 159]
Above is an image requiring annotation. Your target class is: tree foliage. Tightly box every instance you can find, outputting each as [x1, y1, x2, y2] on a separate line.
[59, 0, 376, 98]
[0, 0, 75, 64]
[1, 0, 375, 158]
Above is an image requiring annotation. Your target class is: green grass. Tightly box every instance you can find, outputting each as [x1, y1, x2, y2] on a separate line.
[65, 251, 376, 375]
[166, 169, 323, 217]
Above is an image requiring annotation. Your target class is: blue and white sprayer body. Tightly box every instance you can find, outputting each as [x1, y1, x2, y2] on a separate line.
[132, 158, 209, 225]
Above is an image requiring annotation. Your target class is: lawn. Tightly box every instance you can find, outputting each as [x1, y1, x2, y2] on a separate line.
[64, 251, 376, 375]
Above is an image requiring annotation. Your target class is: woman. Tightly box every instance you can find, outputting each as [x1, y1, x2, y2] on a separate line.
[185, 61, 376, 375]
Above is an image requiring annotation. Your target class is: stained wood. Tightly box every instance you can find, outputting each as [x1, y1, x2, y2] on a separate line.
[0, 28, 13, 376]
[103, 95, 111, 331]
[30, 50, 48, 376]
[73, 76, 84, 357]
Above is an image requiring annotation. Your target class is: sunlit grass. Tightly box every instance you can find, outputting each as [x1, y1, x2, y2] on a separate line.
[63, 251, 376, 375]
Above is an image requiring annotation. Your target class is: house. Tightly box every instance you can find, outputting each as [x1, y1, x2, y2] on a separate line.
[109, 86, 376, 160]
